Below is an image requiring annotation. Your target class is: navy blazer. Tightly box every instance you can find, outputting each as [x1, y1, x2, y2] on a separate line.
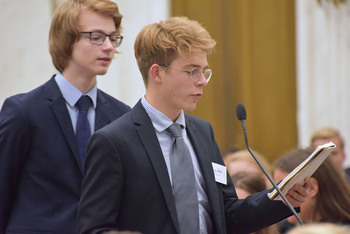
[78, 100, 294, 234]
[0, 76, 130, 234]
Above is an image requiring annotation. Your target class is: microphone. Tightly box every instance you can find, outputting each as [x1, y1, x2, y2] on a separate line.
[236, 103, 303, 225]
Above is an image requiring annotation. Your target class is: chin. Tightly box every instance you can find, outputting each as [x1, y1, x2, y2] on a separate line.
[183, 105, 197, 112]
[96, 70, 109, 76]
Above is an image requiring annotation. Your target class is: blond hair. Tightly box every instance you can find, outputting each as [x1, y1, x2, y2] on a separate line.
[134, 16, 216, 86]
[287, 223, 350, 234]
[311, 127, 344, 150]
[225, 149, 273, 175]
[49, 0, 122, 72]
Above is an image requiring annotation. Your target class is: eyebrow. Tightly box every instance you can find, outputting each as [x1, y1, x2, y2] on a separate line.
[184, 64, 209, 70]
[83, 29, 118, 34]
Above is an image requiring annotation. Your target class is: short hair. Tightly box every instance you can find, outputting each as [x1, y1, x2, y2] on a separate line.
[224, 149, 273, 175]
[275, 147, 350, 222]
[134, 16, 216, 86]
[311, 127, 344, 150]
[49, 0, 122, 73]
[222, 147, 241, 158]
[231, 171, 266, 195]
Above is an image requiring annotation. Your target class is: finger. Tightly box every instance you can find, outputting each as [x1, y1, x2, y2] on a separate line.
[284, 193, 302, 207]
[287, 187, 308, 204]
[292, 182, 310, 197]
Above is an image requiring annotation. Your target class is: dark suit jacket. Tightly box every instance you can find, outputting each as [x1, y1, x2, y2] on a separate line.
[78, 100, 294, 234]
[0, 76, 130, 234]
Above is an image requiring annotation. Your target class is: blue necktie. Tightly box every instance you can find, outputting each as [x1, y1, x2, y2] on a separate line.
[167, 123, 199, 234]
[75, 95, 92, 168]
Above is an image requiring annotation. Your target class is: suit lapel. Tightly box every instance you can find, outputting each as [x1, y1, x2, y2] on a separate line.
[95, 90, 114, 131]
[44, 77, 83, 174]
[186, 118, 224, 233]
[132, 101, 180, 233]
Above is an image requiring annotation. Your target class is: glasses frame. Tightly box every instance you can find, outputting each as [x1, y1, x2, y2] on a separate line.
[80, 31, 123, 48]
[159, 64, 212, 83]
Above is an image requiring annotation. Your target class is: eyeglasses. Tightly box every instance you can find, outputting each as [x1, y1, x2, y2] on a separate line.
[159, 65, 212, 83]
[80, 31, 123, 48]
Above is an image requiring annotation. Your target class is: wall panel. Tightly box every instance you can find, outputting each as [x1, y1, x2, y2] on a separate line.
[172, 0, 297, 162]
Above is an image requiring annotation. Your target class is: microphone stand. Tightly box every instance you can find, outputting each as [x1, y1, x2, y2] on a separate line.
[239, 118, 304, 225]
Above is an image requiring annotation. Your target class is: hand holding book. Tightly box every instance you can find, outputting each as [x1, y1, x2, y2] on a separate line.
[268, 142, 336, 201]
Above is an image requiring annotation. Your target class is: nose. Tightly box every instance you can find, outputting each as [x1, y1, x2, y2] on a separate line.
[196, 73, 208, 86]
[101, 37, 114, 50]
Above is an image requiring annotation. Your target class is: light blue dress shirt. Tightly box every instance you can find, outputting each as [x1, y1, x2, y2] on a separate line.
[55, 72, 97, 134]
[141, 96, 213, 234]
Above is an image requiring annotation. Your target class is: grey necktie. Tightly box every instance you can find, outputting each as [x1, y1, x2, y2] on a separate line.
[167, 123, 199, 234]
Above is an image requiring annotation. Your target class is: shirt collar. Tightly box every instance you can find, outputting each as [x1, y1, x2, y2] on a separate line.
[141, 96, 186, 133]
[55, 72, 97, 108]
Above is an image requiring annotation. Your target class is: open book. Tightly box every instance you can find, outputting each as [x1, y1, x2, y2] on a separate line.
[268, 142, 336, 201]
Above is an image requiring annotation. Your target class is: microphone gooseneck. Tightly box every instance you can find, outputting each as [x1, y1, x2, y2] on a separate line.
[235, 103, 303, 225]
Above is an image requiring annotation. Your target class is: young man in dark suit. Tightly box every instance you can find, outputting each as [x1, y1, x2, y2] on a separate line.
[78, 17, 310, 234]
[0, 0, 130, 233]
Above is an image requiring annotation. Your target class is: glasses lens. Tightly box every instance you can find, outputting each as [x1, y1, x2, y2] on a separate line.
[110, 35, 123, 48]
[204, 69, 212, 82]
[190, 68, 212, 82]
[190, 68, 202, 81]
[90, 32, 105, 45]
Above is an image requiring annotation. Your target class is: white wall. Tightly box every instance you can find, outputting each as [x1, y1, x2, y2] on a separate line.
[296, 0, 350, 167]
[0, 0, 55, 105]
[0, 0, 169, 107]
[99, 0, 170, 106]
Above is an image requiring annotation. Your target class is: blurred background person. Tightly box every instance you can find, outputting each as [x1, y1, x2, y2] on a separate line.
[286, 223, 350, 234]
[224, 149, 273, 188]
[231, 171, 266, 199]
[274, 147, 350, 232]
[310, 126, 350, 183]
[231, 171, 279, 234]
[221, 147, 240, 164]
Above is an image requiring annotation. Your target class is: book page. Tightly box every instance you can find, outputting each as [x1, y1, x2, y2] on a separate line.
[268, 142, 336, 201]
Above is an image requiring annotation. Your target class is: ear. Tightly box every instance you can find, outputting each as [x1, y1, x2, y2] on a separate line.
[309, 177, 319, 197]
[149, 64, 163, 84]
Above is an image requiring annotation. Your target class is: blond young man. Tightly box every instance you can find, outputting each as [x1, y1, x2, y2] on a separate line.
[78, 17, 310, 234]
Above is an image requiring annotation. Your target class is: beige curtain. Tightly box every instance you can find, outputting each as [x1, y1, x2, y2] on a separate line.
[172, 0, 297, 162]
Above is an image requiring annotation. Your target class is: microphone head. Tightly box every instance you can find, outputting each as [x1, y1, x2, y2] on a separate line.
[236, 103, 247, 120]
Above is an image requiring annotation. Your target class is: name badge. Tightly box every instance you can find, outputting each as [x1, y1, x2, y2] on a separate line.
[212, 162, 227, 185]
